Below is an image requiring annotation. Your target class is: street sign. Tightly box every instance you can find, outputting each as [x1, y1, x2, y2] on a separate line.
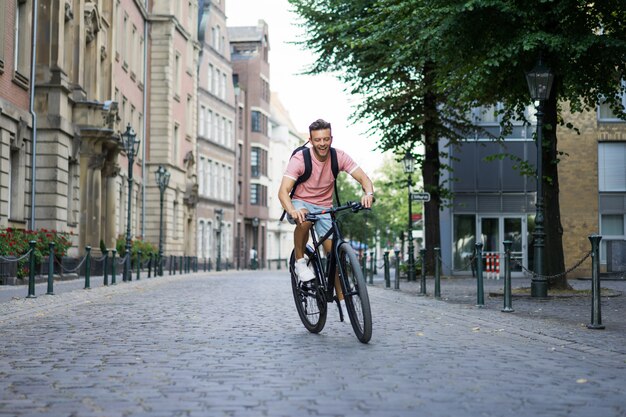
[411, 192, 431, 202]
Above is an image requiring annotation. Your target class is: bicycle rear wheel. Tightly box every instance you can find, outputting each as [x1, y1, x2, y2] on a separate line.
[338, 243, 372, 343]
[290, 248, 327, 333]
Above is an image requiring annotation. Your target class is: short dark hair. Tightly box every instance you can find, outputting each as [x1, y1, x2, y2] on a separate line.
[309, 119, 331, 134]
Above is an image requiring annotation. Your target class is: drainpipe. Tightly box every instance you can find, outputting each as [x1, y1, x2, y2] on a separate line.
[29, 0, 39, 230]
[141, 0, 149, 237]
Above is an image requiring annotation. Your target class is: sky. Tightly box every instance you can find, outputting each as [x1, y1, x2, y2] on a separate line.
[225, 0, 386, 174]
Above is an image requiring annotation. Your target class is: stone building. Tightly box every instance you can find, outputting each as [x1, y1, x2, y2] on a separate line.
[196, 0, 237, 269]
[229, 20, 271, 269]
[1, 0, 199, 264]
[145, 1, 200, 258]
[0, 0, 34, 230]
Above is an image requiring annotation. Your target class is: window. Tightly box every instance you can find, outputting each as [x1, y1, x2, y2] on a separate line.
[207, 110, 213, 139]
[250, 184, 267, 206]
[13, 0, 32, 87]
[205, 159, 212, 197]
[174, 52, 181, 97]
[251, 147, 260, 177]
[67, 159, 78, 225]
[598, 143, 626, 191]
[214, 68, 220, 95]
[208, 64, 213, 93]
[173, 200, 179, 239]
[8, 145, 26, 220]
[453, 215, 476, 270]
[598, 89, 626, 121]
[174, 124, 180, 163]
[0, 3, 6, 70]
[221, 73, 227, 99]
[198, 157, 205, 195]
[198, 220, 205, 258]
[251, 111, 261, 132]
[199, 105, 205, 136]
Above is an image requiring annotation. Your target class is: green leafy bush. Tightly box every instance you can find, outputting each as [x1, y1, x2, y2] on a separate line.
[0, 228, 73, 278]
[115, 236, 158, 266]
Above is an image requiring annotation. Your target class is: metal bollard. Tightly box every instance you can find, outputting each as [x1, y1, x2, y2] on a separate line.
[204, 258, 207, 272]
[361, 256, 367, 283]
[502, 241, 514, 312]
[111, 249, 117, 285]
[148, 253, 152, 278]
[475, 243, 484, 307]
[588, 235, 605, 330]
[179, 256, 183, 275]
[47, 242, 55, 295]
[136, 250, 142, 280]
[384, 251, 390, 288]
[84, 246, 92, 289]
[27, 241, 37, 298]
[169, 255, 173, 275]
[434, 247, 441, 299]
[103, 250, 109, 286]
[394, 250, 400, 290]
[419, 249, 427, 296]
[369, 251, 374, 284]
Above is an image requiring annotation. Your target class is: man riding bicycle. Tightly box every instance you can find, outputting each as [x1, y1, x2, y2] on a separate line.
[278, 119, 375, 319]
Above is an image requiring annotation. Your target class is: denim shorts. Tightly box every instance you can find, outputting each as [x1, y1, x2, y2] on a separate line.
[288, 199, 332, 237]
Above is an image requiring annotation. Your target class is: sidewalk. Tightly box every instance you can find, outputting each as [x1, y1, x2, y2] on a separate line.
[369, 269, 626, 354]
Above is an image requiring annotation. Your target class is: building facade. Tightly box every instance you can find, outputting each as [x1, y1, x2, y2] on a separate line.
[229, 20, 271, 269]
[0, 0, 34, 231]
[196, 0, 237, 269]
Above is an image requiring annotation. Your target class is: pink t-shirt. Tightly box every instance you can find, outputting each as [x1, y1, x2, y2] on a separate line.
[284, 147, 359, 207]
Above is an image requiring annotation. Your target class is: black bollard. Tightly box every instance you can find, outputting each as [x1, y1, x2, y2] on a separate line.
[47, 242, 55, 295]
[179, 256, 183, 275]
[384, 251, 390, 288]
[169, 255, 173, 275]
[588, 235, 605, 330]
[369, 251, 374, 284]
[103, 250, 109, 286]
[475, 243, 484, 307]
[204, 258, 207, 272]
[136, 250, 142, 280]
[419, 249, 427, 296]
[394, 250, 400, 290]
[434, 247, 441, 299]
[148, 253, 152, 278]
[111, 249, 117, 285]
[502, 241, 514, 312]
[84, 246, 92, 289]
[26, 241, 37, 298]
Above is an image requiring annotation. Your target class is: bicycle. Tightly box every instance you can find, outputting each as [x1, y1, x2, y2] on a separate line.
[289, 201, 373, 344]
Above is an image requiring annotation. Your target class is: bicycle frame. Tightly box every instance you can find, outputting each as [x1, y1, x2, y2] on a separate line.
[305, 204, 357, 303]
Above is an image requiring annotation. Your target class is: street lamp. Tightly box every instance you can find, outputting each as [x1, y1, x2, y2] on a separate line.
[402, 151, 416, 282]
[252, 217, 259, 270]
[215, 208, 224, 271]
[526, 56, 554, 298]
[155, 165, 170, 276]
[121, 123, 140, 282]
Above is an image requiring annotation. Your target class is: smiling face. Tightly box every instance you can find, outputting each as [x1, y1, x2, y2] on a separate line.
[309, 128, 333, 161]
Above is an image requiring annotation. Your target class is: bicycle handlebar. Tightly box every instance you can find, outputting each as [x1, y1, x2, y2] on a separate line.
[304, 201, 370, 222]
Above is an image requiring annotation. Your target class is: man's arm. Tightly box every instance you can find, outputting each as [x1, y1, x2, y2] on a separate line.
[278, 176, 307, 223]
[350, 167, 375, 208]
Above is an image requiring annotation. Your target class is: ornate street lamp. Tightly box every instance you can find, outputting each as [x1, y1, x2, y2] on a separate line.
[121, 124, 140, 282]
[155, 165, 170, 276]
[526, 57, 554, 298]
[215, 208, 224, 271]
[402, 151, 416, 282]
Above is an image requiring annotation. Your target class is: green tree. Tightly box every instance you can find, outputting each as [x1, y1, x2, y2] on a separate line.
[289, 0, 474, 271]
[426, 0, 626, 288]
[290, 0, 626, 288]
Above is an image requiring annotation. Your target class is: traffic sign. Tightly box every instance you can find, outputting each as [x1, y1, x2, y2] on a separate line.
[411, 192, 431, 202]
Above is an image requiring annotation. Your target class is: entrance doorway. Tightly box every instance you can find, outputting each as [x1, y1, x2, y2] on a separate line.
[478, 216, 526, 276]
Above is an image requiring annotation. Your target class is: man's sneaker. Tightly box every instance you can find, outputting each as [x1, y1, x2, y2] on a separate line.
[294, 258, 316, 282]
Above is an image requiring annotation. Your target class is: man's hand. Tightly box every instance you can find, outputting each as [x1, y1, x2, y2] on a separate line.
[289, 208, 308, 224]
[361, 193, 375, 209]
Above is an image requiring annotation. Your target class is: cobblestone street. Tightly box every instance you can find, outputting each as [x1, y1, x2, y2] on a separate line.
[1, 270, 625, 417]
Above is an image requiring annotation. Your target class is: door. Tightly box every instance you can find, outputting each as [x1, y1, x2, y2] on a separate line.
[478, 216, 527, 277]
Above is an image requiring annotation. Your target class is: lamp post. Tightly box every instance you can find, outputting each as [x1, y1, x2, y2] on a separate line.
[252, 217, 259, 270]
[525, 56, 554, 298]
[215, 208, 223, 271]
[121, 124, 140, 282]
[155, 165, 170, 276]
[402, 151, 416, 282]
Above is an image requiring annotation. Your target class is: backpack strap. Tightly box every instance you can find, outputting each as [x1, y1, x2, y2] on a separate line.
[330, 148, 340, 206]
[280, 147, 312, 221]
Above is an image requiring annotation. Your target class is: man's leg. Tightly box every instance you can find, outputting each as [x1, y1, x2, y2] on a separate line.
[294, 221, 312, 259]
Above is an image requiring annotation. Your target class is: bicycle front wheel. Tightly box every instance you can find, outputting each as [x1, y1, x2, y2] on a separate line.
[290, 248, 327, 333]
[338, 243, 372, 343]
